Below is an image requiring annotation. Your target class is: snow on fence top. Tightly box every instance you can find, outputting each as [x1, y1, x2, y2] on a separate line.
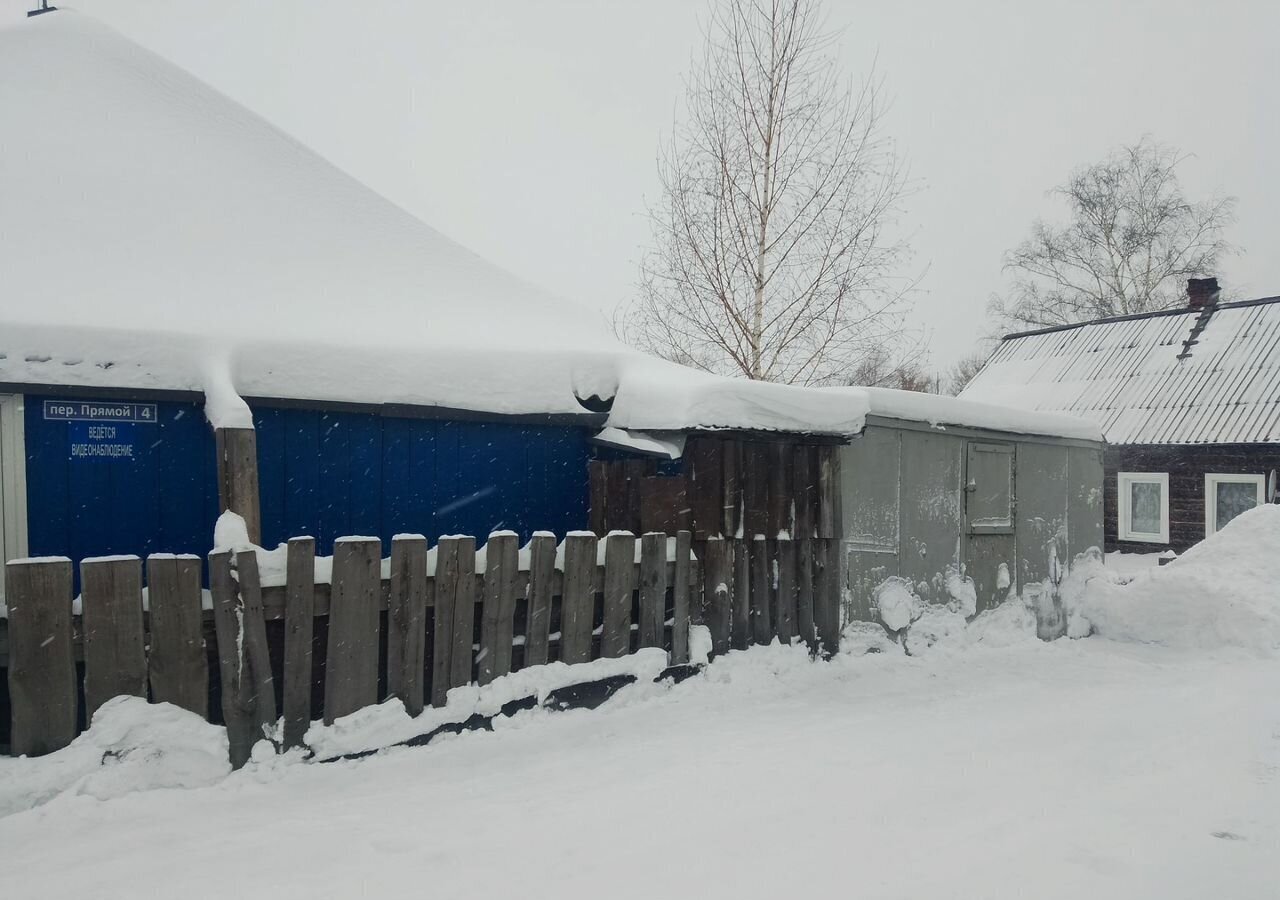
[0, 13, 1099, 444]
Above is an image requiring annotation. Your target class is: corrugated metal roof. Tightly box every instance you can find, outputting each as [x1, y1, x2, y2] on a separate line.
[959, 297, 1280, 445]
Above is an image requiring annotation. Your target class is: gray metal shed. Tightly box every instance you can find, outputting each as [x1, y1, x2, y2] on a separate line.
[838, 389, 1105, 626]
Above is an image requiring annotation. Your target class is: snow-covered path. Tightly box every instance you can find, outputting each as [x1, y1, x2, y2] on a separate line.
[3, 639, 1277, 900]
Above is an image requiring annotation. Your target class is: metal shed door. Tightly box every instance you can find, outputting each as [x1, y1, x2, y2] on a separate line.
[965, 442, 1014, 615]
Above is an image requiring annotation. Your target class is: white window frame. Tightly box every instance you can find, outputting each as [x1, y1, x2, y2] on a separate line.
[1204, 473, 1265, 536]
[1, 394, 30, 579]
[1117, 472, 1169, 544]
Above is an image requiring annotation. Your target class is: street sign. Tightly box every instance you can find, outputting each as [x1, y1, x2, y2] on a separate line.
[43, 400, 158, 424]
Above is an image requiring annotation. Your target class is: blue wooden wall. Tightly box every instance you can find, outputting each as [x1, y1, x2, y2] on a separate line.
[24, 397, 219, 561]
[253, 408, 590, 553]
[23, 396, 592, 564]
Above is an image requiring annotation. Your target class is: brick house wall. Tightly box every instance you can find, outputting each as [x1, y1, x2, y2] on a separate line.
[1103, 444, 1280, 553]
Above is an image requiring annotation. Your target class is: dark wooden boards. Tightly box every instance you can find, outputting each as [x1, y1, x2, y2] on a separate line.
[81, 556, 146, 722]
[750, 538, 773, 645]
[146, 554, 207, 718]
[324, 538, 381, 724]
[282, 537, 316, 748]
[4, 558, 76, 757]
[387, 536, 428, 714]
[731, 539, 750, 650]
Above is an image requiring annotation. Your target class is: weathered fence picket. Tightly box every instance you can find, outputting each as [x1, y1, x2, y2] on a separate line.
[601, 532, 635, 658]
[560, 533, 596, 665]
[234, 550, 277, 735]
[478, 533, 518, 685]
[702, 539, 732, 655]
[325, 538, 382, 724]
[209, 550, 253, 769]
[81, 556, 147, 722]
[282, 537, 316, 749]
[3, 526, 836, 766]
[146, 554, 207, 718]
[638, 533, 666, 649]
[387, 535, 428, 715]
[523, 533, 556, 667]
[671, 530, 692, 664]
[4, 558, 76, 757]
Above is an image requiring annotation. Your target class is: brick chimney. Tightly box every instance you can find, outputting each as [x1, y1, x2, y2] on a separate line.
[1187, 277, 1221, 310]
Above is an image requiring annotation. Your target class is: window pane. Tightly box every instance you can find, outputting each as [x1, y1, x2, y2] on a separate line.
[1215, 481, 1258, 530]
[1129, 482, 1162, 535]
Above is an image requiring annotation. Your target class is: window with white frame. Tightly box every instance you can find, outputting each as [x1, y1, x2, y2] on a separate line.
[1204, 473, 1264, 535]
[1117, 472, 1169, 543]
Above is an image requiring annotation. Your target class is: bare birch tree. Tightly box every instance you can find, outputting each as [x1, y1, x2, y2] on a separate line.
[991, 138, 1237, 331]
[618, 0, 915, 386]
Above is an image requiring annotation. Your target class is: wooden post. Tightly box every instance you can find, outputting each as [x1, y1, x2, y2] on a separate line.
[775, 540, 797, 645]
[671, 531, 692, 663]
[523, 533, 556, 667]
[560, 532, 597, 664]
[601, 532, 636, 658]
[638, 533, 667, 650]
[209, 550, 253, 769]
[5, 558, 76, 756]
[750, 537, 773, 645]
[478, 533, 518, 685]
[731, 538, 750, 650]
[701, 539, 732, 656]
[146, 554, 207, 718]
[388, 535, 428, 714]
[324, 538, 381, 724]
[282, 537, 316, 748]
[234, 550, 277, 741]
[215, 426, 262, 545]
[81, 555, 146, 722]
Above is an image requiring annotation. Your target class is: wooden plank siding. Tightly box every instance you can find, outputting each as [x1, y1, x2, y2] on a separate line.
[1103, 443, 1280, 552]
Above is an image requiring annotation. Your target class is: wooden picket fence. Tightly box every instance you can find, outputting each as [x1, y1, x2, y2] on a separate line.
[2, 531, 841, 765]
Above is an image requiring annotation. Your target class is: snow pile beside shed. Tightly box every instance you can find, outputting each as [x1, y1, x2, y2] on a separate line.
[1061, 503, 1280, 654]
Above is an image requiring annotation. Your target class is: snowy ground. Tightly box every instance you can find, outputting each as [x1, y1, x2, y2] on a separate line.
[2, 508, 1278, 899]
[1, 639, 1277, 899]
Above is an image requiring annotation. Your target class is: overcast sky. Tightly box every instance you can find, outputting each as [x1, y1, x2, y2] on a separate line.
[4, 0, 1276, 372]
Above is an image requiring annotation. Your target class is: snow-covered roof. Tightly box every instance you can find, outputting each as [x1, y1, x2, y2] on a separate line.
[0, 13, 1100, 446]
[960, 297, 1280, 445]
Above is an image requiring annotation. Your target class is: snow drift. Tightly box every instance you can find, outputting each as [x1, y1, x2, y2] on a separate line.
[1061, 504, 1280, 655]
[0, 697, 229, 818]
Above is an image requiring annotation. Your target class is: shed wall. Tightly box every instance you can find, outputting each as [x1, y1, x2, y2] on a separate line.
[840, 424, 1103, 626]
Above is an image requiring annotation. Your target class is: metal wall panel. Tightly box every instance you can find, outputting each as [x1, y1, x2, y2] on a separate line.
[841, 427, 901, 621]
[896, 430, 964, 605]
